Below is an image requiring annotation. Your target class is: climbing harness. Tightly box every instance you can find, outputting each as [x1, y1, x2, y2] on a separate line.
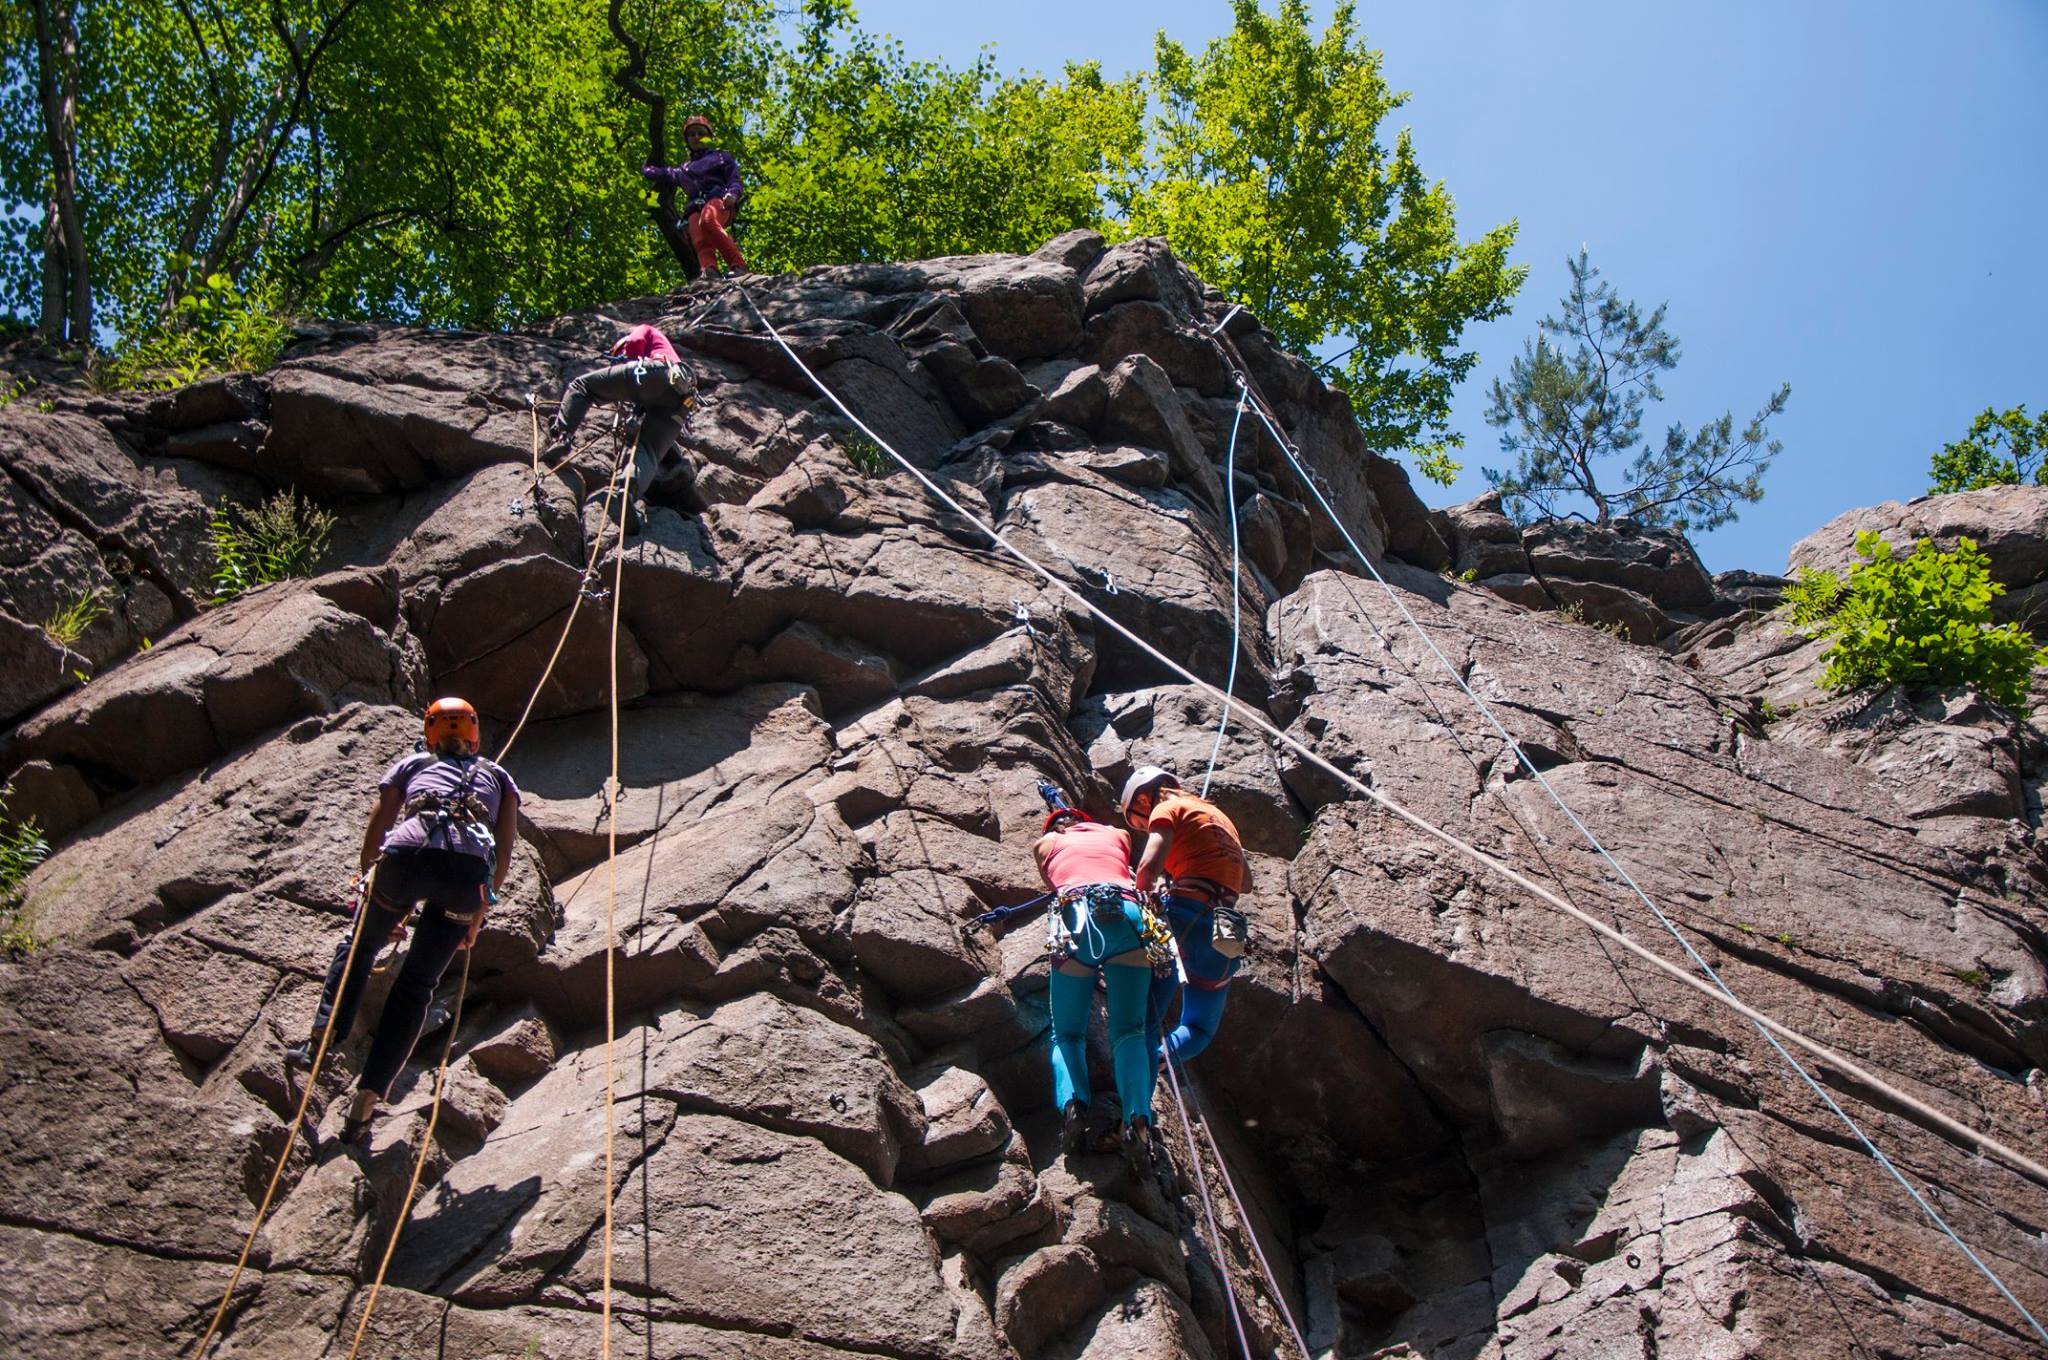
[1200, 326, 2048, 1346]
[735, 283, 2048, 1347]
[398, 759, 499, 857]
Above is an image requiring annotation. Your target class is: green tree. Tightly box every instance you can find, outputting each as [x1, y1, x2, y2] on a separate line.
[1927, 404, 2047, 494]
[1484, 250, 1790, 532]
[1125, 0, 1522, 484]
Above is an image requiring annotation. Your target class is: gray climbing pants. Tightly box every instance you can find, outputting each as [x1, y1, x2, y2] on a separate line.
[558, 360, 694, 495]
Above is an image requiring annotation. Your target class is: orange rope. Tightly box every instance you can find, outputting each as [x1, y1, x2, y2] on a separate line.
[198, 420, 634, 1356]
[344, 946, 476, 1359]
[599, 434, 629, 1359]
[495, 431, 633, 762]
[191, 870, 376, 1357]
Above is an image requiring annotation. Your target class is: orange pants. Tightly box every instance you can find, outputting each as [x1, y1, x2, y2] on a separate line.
[688, 199, 746, 274]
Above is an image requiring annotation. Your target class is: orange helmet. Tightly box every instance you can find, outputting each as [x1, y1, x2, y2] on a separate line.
[424, 697, 480, 756]
[683, 113, 712, 139]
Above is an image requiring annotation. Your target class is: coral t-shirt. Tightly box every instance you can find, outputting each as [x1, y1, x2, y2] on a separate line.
[615, 324, 679, 362]
[1038, 822, 1135, 894]
[1147, 793, 1245, 893]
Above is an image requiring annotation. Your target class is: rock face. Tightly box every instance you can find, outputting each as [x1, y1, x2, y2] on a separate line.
[1441, 492, 1728, 642]
[3, 241, 2046, 1360]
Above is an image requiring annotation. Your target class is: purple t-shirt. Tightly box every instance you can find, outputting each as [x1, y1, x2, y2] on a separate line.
[379, 753, 520, 861]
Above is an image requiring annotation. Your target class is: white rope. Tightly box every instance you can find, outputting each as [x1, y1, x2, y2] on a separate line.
[1200, 388, 1251, 799]
[1160, 1047, 1255, 1359]
[1218, 347, 2048, 1347]
[1196, 1101, 1316, 1360]
[734, 286, 2048, 1344]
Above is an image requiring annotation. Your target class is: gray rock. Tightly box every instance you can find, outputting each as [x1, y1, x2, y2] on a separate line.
[6, 241, 2045, 1360]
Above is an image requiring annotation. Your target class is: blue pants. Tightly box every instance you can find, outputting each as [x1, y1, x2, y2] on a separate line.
[1047, 895, 1156, 1127]
[1152, 892, 1241, 1064]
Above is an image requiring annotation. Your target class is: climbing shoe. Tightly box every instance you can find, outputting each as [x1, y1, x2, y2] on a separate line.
[1059, 1101, 1087, 1157]
[1121, 1116, 1158, 1179]
[338, 1113, 374, 1150]
[541, 417, 572, 462]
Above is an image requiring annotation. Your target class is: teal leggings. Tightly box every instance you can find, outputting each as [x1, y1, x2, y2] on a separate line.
[1048, 963, 1156, 1128]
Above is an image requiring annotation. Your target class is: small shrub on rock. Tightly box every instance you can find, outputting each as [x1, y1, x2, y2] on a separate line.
[209, 491, 335, 602]
[1795, 531, 2047, 712]
[97, 273, 293, 392]
[1781, 566, 1845, 630]
[41, 586, 109, 652]
[0, 787, 50, 955]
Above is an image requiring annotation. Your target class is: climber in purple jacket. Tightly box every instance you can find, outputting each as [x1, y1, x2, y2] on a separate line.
[643, 114, 748, 277]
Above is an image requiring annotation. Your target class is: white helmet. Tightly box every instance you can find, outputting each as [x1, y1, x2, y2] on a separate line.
[1120, 765, 1179, 820]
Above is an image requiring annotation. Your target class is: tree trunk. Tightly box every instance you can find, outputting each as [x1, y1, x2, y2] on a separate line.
[607, 0, 701, 281]
[32, 0, 91, 343]
[39, 191, 65, 339]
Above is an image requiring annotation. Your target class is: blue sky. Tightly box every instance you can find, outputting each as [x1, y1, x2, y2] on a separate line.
[844, 1, 2046, 573]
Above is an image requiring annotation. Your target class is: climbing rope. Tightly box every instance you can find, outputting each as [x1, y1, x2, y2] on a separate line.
[735, 284, 2048, 1345]
[496, 430, 637, 761]
[1190, 1083, 1316, 1360]
[1205, 330, 2048, 1346]
[348, 425, 639, 1355]
[191, 872, 376, 1358]
[344, 947, 475, 1358]
[599, 421, 630, 1360]
[1199, 388, 1251, 800]
[194, 421, 638, 1358]
[1163, 1044, 1316, 1360]
[1158, 1045, 1254, 1359]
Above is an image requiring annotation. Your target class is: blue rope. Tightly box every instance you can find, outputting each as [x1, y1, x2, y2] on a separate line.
[972, 892, 1053, 928]
[1200, 389, 1251, 799]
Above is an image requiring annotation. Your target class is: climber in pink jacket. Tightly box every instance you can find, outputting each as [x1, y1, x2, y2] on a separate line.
[543, 323, 695, 530]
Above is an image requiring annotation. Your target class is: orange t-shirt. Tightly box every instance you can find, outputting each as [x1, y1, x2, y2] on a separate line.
[1038, 822, 1135, 893]
[1148, 793, 1245, 892]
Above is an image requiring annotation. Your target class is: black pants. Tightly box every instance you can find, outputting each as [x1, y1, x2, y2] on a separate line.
[308, 847, 488, 1098]
[558, 360, 691, 497]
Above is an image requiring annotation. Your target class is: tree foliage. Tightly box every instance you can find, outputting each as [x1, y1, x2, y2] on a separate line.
[1792, 532, 2046, 714]
[1927, 404, 2047, 494]
[3, 0, 1517, 477]
[742, 0, 1143, 271]
[1127, 0, 1522, 482]
[1483, 251, 1789, 532]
